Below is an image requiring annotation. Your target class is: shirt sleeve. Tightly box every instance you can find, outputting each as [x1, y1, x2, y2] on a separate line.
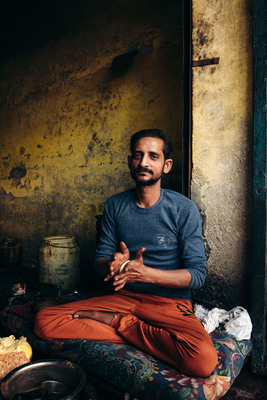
[95, 197, 119, 265]
[178, 201, 207, 289]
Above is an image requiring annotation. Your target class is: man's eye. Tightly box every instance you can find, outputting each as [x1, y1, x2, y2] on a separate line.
[133, 153, 141, 159]
[151, 155, 158, 160]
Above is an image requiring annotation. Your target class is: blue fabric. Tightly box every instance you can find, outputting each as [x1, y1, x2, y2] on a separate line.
[95, 188, 207, 299]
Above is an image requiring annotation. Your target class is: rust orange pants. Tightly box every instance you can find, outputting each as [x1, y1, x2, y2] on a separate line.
[34, 290, 218, 377]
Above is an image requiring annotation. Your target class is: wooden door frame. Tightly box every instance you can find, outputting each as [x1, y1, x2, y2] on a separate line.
[182, 0, 192, 198]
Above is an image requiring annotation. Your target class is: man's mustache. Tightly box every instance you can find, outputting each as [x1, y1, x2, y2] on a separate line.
[134, 166, 153, 175]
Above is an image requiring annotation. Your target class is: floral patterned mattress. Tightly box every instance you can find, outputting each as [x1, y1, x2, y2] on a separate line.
[0, 294, 252, 400]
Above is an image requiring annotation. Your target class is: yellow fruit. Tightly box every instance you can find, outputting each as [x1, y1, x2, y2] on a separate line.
[0, 335, 32, 360]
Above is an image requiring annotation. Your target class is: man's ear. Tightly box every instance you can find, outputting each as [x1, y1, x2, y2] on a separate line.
[163, 159, 173, 174]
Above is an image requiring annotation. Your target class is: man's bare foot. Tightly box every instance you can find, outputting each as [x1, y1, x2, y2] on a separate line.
[73, 310, 118, 326]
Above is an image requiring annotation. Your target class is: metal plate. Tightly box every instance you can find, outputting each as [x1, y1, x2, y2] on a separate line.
[0, 359, 86, 400]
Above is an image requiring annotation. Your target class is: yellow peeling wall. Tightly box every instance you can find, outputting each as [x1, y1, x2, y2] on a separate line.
[0, 0, 183, 286]
[0, 0, 254, 306]
[191, 0, 253, 307]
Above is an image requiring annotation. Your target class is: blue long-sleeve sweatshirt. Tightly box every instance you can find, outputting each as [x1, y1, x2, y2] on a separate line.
[95, 188, 207, 300]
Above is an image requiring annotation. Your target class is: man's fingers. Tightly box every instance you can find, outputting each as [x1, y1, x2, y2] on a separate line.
[114, 283, 125, 291]
[104, 274, 113, 282]
[104, 263, 115, 281]
[135, 247, 146, 260]
[113, 278, 126, 291]
[120, 241, 129, 254]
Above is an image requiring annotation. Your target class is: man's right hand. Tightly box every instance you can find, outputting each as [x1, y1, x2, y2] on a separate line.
[104, 242, 130, 282]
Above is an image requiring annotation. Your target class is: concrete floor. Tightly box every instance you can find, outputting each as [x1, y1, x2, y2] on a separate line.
[223, 362, 267, 400]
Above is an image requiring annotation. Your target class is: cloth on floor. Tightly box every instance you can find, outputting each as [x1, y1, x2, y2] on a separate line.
[194, 304, 252, 341]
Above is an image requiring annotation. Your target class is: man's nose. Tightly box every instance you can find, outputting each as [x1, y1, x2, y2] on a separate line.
[140, 154, 149, 166]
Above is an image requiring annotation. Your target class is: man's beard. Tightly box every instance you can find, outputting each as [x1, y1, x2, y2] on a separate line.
[130, 167, 162, 186]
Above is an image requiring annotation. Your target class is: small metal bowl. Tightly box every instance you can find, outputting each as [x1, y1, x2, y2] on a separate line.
[41, 380, 70, 399]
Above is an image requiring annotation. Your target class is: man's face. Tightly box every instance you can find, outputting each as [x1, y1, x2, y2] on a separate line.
[128, 137, 172, 186]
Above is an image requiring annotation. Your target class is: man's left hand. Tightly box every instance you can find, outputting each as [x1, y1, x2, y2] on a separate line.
[113, 247, 147, 291]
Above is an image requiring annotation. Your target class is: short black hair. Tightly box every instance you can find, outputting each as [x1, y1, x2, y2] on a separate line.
[130, 129, 173, 159]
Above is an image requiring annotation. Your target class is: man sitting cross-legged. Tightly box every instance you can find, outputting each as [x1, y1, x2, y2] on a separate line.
[34, 129, 218, 378]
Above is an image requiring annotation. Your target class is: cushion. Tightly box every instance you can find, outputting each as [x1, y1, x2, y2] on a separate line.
[79, 328, 251, 400]
[0, 294, 252, 400]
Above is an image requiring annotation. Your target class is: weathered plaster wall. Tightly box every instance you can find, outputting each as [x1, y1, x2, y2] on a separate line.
[191, 0, 253, 307]
[0, 0, 183, 286]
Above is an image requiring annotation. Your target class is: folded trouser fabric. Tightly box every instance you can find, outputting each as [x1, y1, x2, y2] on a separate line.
[34, 290, 218, 377]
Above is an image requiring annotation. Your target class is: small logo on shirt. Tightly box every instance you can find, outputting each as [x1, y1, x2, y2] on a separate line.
[154, 234, 170, 248]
